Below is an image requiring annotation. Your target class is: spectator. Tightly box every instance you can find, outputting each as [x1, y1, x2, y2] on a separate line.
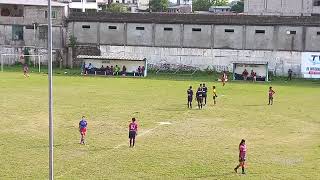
[81, 62, 86, 75]
[253, 72, 257, 82]
[122, 65, 127, 76]
[287, 69, 293, 81]
[88, 63, 94, 74]
[110, 66, 114, 75]
[115, 65, 120, 76]
[242, 69, 248, 80]
[106, 66, 110, 75]
[141, 66, 145, 76]
[137, 66, 142, 76]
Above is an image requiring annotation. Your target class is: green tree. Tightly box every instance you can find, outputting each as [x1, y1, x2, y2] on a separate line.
[193, 0, 212, 11]
[230, 0, 244, 13]
[214, 0, 228, 6]
[107, 3, 128, 13]
[149, 0, 169, 12]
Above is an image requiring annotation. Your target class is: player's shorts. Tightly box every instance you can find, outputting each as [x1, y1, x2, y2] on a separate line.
[213, 95, 217, 100]
[203, 93, 207, 98]
[197, 97, 203, 102]
[269, 96, 273, 100]
[80, 128, 87, 135]
[188, 96, 193, 102]
[239, 157, 246, 162]
[129, 131, 136, 139]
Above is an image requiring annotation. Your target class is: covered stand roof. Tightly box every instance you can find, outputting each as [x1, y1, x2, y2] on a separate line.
[77, 55, 146, 61]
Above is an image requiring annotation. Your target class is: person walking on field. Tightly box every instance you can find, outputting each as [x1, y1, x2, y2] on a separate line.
[79, 116, 88, 145]
[202, 83, 208, 105]
[129, 118, 138, 147]
[187, 86, 193, 109]
[23, 63, 30, 77]
[196, 87, 203, 109]
[212, 86, 217, 105]
[268, 86, 276, 105]
[234, 139, 247, 174]
[221, 71, 227, 86]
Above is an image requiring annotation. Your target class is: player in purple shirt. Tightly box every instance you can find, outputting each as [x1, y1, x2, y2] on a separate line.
[79, 116, 88, 145]
[129, 118, 138, 147]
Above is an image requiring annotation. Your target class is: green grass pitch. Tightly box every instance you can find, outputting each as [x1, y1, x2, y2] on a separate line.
[0, 71, 319, 179]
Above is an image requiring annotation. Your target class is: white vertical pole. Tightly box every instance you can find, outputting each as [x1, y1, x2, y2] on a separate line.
[48, 0, 54, 179]
[38, 55, 41, 73]
[0, 54, 3, 72]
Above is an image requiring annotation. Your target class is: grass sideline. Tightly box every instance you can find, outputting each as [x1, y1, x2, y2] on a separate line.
[0, 71, 319, 179]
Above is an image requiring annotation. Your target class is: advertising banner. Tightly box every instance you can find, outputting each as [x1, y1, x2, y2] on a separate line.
[301, 52, 320, 78]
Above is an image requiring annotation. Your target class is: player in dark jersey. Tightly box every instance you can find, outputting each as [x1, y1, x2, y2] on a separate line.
[196, 87, 203, 109]
[202, 83, 208, 105]
[129, 118, 138, 147]
[79, 116, 88, 145]
[268, 86, 276, 105]
[187, 86, 193, 109]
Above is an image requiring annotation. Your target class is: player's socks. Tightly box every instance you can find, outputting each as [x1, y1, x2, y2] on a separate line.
[242, 167, 245, 174]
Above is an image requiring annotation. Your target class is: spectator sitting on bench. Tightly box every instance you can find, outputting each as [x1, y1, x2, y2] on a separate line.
[122, 65, 127, 76]
[137, 66, 142, 76]
[106, 66, 110, 75]
[242, 69, 248, 80]
[141, 66, 145, 76]
[114, 65, 120, 76]
[85, 63, 94, 74]
[110, 66, 114, 75]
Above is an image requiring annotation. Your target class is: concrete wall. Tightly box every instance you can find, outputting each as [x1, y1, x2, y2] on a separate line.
[73, 22, 98, 44]
[245, 26, 274, 50]
[245, 0, 316, 16]
[305, 27, 320, 51]
[183, 25, 211, 48]
[100, 23, 125, 45]
[126, 23, 153, 46]
[214, 25, 243, 49]
[277, 26, 304, 51]
[100, 45, 302, 76]
[69, 22, 320, 52]
[155, 24, 181, 47]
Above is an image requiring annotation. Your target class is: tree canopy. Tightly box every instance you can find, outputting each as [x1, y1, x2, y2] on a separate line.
[149, 0, 169, 12]
[193, 0, 229, 12]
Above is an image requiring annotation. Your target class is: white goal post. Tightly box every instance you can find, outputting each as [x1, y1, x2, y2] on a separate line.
[0, 54, 44, 72]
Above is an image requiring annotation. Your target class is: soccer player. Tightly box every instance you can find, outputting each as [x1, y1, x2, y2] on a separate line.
[23, 63, 29, 77]
[202, 83, 208, 105]
[79, 116, 88, 145]
[221, 71, 227, 86]
[187, 86, 193, 109]
[212, 86, 217, 105]
[196, 87, 203, 109]
[234, 139, 247, 174]
[268, 86, 276, 105]
[129, 118, 138, 147]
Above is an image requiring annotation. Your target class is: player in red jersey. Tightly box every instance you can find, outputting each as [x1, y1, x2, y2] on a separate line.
[268, 86, 276, 105]
[221, 71, 227, 86]
[129, 118, 138, 147]
[234, 139, 247, 174]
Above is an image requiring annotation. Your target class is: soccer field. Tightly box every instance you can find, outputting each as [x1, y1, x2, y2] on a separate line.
[0, 72, 319, 179]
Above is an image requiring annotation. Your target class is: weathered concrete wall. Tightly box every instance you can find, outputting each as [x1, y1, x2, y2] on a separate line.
[277, 26, 303, 51]
[305, 27, 320, 52]
[183, 25, 211, 48]
[126, 23, 153, 46]
[245, 26, 274, 50]
[214, 25, 243, 49]
[70, 21, 320, 52]
[100, 45, 302, 76]
[155, 24, 181, 47]
[245, 0, 315, 16]
[99, 23, 125, 45]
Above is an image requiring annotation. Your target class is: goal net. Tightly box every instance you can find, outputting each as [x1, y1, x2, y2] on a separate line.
[0, 54, 44, 72]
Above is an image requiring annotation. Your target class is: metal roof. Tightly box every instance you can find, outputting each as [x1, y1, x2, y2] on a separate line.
[0, 0, 67, 7]
[77, 55, 146, 61]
